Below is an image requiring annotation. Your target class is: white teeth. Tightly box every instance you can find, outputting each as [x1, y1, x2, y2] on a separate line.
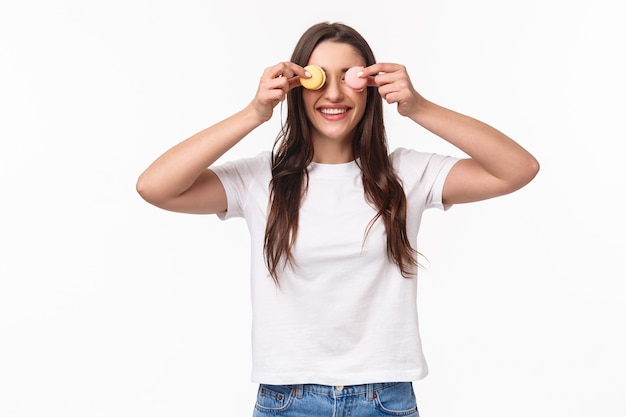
[320, 108, 346, 115]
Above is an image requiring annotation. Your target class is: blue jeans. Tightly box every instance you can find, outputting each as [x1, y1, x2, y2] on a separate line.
[252, 382, 419, 417]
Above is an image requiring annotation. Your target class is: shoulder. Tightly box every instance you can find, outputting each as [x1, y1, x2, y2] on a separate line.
[390, 147, 431, 165]
[212, 151, 272, 179]
[390, 147, 456, 171]
[390, 147, 461, 188]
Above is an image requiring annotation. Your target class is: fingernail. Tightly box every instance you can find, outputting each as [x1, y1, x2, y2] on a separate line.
[305, 71, 311, 78]
[357, 71, 364, 77]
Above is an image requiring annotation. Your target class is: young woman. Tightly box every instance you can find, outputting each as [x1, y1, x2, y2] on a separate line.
[137, 21, 539, 417]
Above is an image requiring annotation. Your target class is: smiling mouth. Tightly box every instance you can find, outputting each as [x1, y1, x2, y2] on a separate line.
[320, 108, 348, 115]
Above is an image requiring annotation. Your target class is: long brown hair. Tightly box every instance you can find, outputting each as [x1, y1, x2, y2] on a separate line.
[264, 22, 417, 284]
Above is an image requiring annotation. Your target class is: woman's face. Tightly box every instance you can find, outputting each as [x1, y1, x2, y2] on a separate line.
[302, 41, 367, 162]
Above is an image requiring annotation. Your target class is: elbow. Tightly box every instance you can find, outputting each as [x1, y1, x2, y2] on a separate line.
[524, 154, 540, 185]
[135, 174, 151, 202]
[512, 154, 540, 192]
[136, 173, 161, 206]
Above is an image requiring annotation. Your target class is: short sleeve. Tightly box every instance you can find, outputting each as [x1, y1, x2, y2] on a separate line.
[390, 147, 460, 211]
[210, 151, 272, 220]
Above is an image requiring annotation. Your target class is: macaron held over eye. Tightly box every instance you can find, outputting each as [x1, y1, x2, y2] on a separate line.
[300, 65, 368, 91]
[344, 66, 367, 92]
[300, 65, 327, 90]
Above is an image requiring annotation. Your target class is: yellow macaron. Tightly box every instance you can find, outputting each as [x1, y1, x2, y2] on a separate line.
[300, 65, 326, 90]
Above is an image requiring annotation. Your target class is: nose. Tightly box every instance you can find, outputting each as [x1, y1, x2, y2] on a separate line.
[323, 75, 344, 101]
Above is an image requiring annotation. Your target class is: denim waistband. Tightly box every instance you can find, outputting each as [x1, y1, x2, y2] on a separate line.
[289, 382, 402, 400]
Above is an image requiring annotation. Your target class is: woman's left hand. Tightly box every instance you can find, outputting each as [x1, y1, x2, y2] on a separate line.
[361, 63, 423, 117]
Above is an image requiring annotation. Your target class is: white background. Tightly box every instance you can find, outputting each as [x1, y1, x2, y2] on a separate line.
[1, 1, 624, 416]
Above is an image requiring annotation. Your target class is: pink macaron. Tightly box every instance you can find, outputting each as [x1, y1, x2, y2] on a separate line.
[345, 66, 368, 92]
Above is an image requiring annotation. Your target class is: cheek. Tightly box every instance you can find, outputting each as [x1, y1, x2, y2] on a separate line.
[302, 92, 318, 115]
[353, 95, 368, 119]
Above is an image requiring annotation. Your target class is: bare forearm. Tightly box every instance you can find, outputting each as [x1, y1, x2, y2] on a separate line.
[408, 97, 538, 183]
[137, 104, 264, 201]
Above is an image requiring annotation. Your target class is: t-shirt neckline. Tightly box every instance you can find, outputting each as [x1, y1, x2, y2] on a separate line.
[308, 159, 360, 177]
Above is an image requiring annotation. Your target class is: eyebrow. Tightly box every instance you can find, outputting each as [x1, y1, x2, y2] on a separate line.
[317, 66, 351, 73]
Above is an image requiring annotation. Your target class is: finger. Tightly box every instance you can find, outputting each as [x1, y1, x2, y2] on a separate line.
[369, 63, 410, 88]
[272, 63, 314, 92]
[377, 83, 396, 101]
[382, 91, 401, 104]
[366, 62, 403, 75]
[283, 62, 312, 80]
[288, 75, 306, 90]
[262, 62, 294, 83]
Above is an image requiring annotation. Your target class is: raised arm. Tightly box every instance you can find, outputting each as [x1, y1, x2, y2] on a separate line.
[136, 62, 308, 214]
[363, 63, 540, 204]
[409, 100, 539, 204]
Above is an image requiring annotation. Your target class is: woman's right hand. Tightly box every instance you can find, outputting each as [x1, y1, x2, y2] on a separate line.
[251, 61, 309, 122]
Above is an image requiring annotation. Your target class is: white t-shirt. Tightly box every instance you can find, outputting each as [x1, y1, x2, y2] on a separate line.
[212, 147, 459, 385]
